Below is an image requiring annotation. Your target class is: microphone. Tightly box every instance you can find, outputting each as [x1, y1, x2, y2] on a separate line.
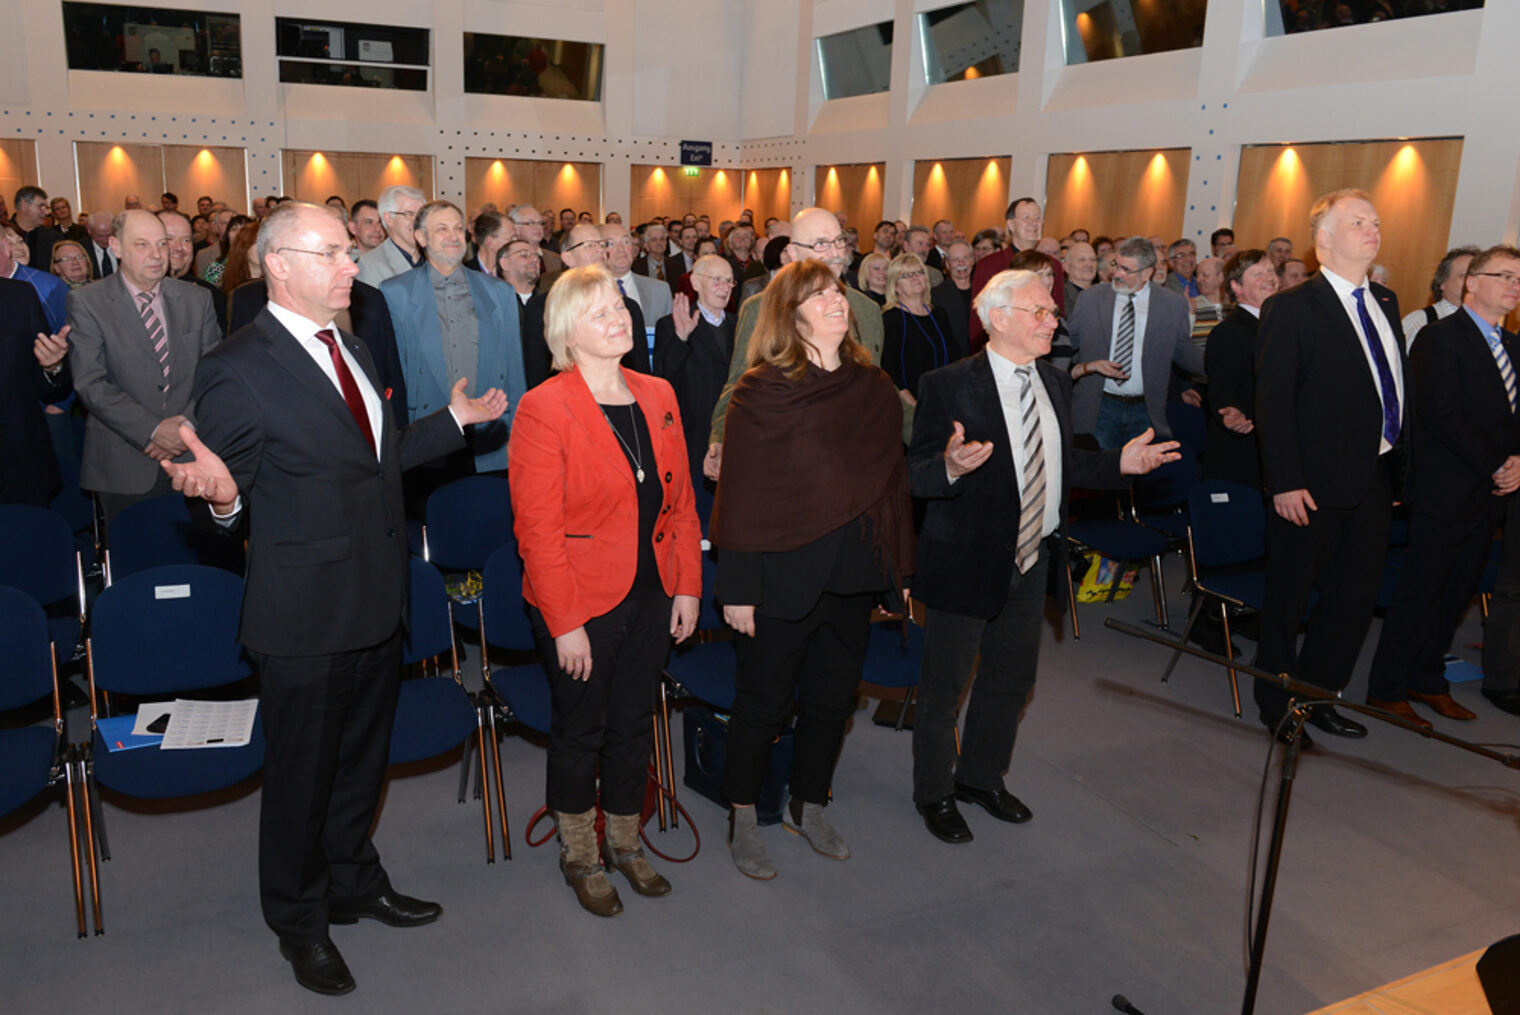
[1112, 995, 1148, 1015]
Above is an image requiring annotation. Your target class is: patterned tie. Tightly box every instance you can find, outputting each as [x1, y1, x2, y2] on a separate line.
[1112, 294, 1135, 375]
[653, 259, 664, 281]
[1352, 287, 1401, 445]
[1486, 326, 1518, 413]
[1015, 366, 1047, 575]
[314, 329, 376, 455]
[138, 291, 170, 390]
[100, 247, 114, 278]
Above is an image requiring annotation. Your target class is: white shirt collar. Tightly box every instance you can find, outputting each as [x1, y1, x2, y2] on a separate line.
[1320, 265, 1368, 299]
[1241, 303, 1261, 318]
[266, 300, 337, 342]
[698, 303, 725, 327]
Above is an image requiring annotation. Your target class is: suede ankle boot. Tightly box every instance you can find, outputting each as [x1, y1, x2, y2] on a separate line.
[553, 809, 623, 918]
[601, 812, 671, 897]
[727, 805, 777, 880]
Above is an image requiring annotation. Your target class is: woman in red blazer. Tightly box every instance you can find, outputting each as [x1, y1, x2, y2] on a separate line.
[508, 265, 702, 919]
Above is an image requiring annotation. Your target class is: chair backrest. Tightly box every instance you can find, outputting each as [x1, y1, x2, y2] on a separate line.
[0, 505, 80, 609]
[424, 476, 513, 571]
[493, 664, 552, 734]
[0, 586, 56, 712]
[89, 564, 252, 696]
[1134, 452, 1198, 514]
[480, 543, 535, 652]
[1166, 401, 1207, 454]
[1187, 481, 1266, 569]
[861, 619, 924, 690]
[402, 556, 455, 667]
[107, 494, 244, 582]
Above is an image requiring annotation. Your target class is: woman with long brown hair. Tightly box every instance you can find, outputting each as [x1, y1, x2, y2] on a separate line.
[710, 259, 914, 880]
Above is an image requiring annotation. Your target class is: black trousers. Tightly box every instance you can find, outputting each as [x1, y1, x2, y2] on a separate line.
[253, 627, 402, 946]
[1254, 461, 1392, 723]
[913, 547, 1048, 805]
[722, 592, 873, 807]
[533, 586, 671, 815]
[1484, 493, 1520, 692]
[1366, 507, 1499, 700]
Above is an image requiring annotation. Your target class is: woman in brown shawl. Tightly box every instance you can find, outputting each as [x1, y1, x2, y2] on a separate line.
[710, 259, 914, 880]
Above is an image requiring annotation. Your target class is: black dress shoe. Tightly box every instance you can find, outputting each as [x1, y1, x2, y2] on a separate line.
[1483, 689, 1520, 718]
[328, 889, 442, 928]
[280, 937, 355, 996]
[1305, 706, 1367, 738]
[916, 797, 973, 844]
[953, 782, 1032, 824]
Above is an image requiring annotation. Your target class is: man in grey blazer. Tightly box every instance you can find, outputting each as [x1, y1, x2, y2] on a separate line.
[67, 209, 221, 526]
[604, 221, 673, 324]
[356, 185, 424, 288]
[1068, 236, 1202, 448]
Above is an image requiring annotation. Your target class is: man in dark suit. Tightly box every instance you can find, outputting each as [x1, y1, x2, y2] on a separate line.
[907, 268, 1178, 843]
[969, 198, 1066, 348]
[13, 186, 64, 270]
[162, 202, 507, 996]
[664, 223, 699, 283]
[1254, 189, 1407, 745]
[158, 209, 226, 335]
[532, 222, 649, 376]
[631, 222, 670, 282]
[1365, 244, 1520, 725]
[1202, 249, 1278, 489]
[0, 279, 71, 505]
[653, 254, 735, 488]
[1068, 236, 1202, 448]
[67, 209, 221, 527]
[929, 240, 975, 363]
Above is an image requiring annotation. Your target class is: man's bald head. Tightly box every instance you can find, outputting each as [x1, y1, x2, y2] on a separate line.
[789, 207, 851, 279]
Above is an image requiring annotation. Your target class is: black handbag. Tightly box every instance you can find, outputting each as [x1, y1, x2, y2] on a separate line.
[681, 706, 793, 826]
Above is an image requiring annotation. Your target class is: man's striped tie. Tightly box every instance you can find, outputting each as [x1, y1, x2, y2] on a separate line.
[1113, 294, 1135, 375]
[1015, 366, 1047, 575]
[1489, 331, 1517, 412]
[139, 291, 170, 391]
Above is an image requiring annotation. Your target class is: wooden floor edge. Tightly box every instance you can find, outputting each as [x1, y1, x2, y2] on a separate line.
[1307, 948, 1490, 1014]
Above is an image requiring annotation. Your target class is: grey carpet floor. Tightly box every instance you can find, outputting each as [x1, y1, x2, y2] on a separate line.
[5, 571, 1519, 1015]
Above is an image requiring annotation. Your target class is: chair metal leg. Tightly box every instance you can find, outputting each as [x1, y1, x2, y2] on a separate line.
[1066, 561, 1081, 639]
[1150, 555, 1168, 629]
[486, 704, 510, 859]
[1481, 592, 1490, 619]
[76, 757, 103, 934]
[456, 725, 474, 804]
[650, 715, 669, 833]
[1220, 602, 1242, 719]
[1161, 594, 1207, 684]
[895, 685, 917, 732]
[62, 751, 87, 938]
[473, 709, 495, 864]
[85, 763, 109, 863]
[659, 680, 678, 830]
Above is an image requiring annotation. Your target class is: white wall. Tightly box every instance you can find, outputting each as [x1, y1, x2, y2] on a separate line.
[6, 0, 1519, 253]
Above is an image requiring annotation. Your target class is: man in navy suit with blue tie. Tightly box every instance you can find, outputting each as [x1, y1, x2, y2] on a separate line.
[1254, 189, 1407, 746]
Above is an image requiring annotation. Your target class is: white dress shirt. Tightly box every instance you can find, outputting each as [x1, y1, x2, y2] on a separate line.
[266, 301, 385, 462]
[1321, 266, 1405, 454]
[987, 347, 1063, 538]
[1105, 284, 1151, 397]
[1401, 297, 1457, 350]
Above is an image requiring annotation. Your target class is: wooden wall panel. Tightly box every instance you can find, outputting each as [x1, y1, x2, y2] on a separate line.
[464, 158, 602, 220]
[162, 145, 246, 214]
[0, 140, 39, 211]
[912, 156, 1012, 239]
[281, 151, 434, 207]
[629, 165, 741, 226]
[815, 163, 885, 250]
[742, 168, 791, 230]
[1233, 138, 1464, 316]
[75, 141, 165, 218]
[1045, 148, 1190, 243]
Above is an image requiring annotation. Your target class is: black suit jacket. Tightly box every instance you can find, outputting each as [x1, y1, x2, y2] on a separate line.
[1406, 309, 1520, 522]
[184, 274, 227, 337]
[521, 290, 648, 390]
[930, 280, 972, 363]
[1255, 273, 1406, 508]
[192, 308, 463, 655]
[226, 278, 407, 415]
[0, 279, 69, 505]
[1202, 306, 1262, 487]
[663, 252, 693, 285]
[908, 352, 1123, 619]
[631, 254, 668, 283]
[652, 313, 734, 478]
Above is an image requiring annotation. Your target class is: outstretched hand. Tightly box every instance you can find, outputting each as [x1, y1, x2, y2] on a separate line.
[161, 424, 238, 512]
[449, 377, 509, 426]
[1118, 427, 1181, 476]
[672, 293, 698, 341]
[944, 420, 994, 479]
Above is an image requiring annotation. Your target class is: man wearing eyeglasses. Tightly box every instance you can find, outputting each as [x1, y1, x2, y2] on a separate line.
[1163, 239, 1199, 299]
[969, 198, 1067, 350]
[907, 268, 1178, 844]
[654, 254, 736, 490]
[506, 204, 564, 274]
[355, 186, 425, 288]
[703, 206, 889, 478]
[1365, 244, 1520, 724]
[523, 222, 649, 380]
[162, 202, 508, 995]
[381, 200, 525, 493]
[1067, 236, 1201, 449]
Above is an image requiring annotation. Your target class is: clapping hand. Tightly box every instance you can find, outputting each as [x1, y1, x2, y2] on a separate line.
[449, 377, 509, 426]
[161, 424, 238, 513]
[1118, 427, 1181, 476]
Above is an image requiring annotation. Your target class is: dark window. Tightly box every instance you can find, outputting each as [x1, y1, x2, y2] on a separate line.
[62, 3, 241, 78]
[463, 33, 603, 101]
[1059, 0, 1206, 64]
[1272, 0, 1483, 35]
[275, 18, 429, 91]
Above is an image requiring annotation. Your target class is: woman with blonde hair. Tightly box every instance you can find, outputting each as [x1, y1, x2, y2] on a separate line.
[881, 252, 958, 404]
[857, 251, 890, 306]
[508, 265, 703, 918]
[711, 258, 914, 880]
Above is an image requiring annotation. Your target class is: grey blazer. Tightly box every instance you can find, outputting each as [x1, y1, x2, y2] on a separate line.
[67, 274, 221, 494]
[356, 239, 418, 288]
[1067, 281, 1202, 438]
[626, 272, 673, 325]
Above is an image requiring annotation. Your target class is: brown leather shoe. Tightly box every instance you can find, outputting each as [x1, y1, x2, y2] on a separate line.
[601, 836, 672, 898]
[1366, 697, 1432, 730]
[1408, 691, 1478, 720]
[560, 859, 624, 918]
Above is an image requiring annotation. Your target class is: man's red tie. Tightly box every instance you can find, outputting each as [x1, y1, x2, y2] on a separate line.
[314, 329, 376, 454]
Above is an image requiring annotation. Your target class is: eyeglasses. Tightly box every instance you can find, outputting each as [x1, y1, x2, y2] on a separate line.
[1473, 272, 1520, 286]
[513, 218, 546, 228]
[563, 238, 610, 253]
[1111, 263, 1151, 278]
[277, 246, 350, 265]
[790, 235, 852, 253]
[53, 254, 88, 265]
[694, 273, 735, 287]
[1003, 305, 1059, 323]
[898, 269, 926, 280]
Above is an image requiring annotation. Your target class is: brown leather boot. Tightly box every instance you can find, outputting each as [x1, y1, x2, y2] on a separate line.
[601, 813, 671, 898]
[553, 810, 623, 918]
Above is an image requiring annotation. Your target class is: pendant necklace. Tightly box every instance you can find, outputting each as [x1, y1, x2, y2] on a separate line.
[601, 403, 645, 483]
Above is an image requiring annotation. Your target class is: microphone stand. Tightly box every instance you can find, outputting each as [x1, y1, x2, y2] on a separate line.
[1103, 617, 1520, 1015]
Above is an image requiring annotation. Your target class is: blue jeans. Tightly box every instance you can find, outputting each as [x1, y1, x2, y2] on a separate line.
[1094, 395, 1151, 450]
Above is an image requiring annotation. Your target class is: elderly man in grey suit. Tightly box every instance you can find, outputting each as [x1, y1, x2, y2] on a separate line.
[68, 208, 221, 526]
[356, 185, 425, 288]
[604, 221, 673, 326]
[1067, 236, 1202, 448]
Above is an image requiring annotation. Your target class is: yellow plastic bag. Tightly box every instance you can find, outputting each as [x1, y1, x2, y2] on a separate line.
[1074, 552, 1138, 603]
